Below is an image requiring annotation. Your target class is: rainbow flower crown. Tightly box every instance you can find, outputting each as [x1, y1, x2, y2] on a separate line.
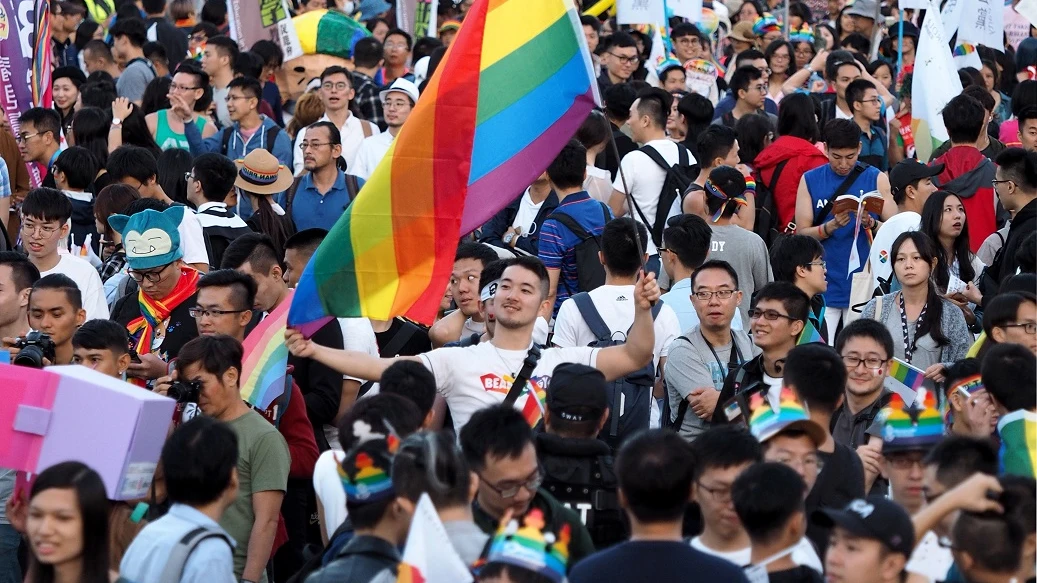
[753, 13, 782, 36]
[747, 387, 822, 444]
[485, 509, 571, 583]
[338, 420, 401, 505]
[877, 390, 944, 452]
[789, 25, 815, 44]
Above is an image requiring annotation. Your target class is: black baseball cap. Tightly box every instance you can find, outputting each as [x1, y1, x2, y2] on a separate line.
[889, 159, 944, 198]
[545, 363, 608, 423]
[812, 497, 916, 556]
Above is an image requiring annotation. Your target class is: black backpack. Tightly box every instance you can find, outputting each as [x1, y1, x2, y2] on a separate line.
[571, 292, 663, 450]
[548, 203, 610, 295]
[540, 453, 628, 548]
[752, 160, 793, 246]
[629, 144, 695, 249]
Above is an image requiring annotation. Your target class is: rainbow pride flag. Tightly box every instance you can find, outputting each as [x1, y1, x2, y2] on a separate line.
[520, 380, 548, 428]
[32, 0, 53, 107]
[885, 357, 925, 403]
[997, 410, 1037, 478]
[240, 291, 293, 409]
[288, 0, 598, 333]
[797, 321, 823, 345]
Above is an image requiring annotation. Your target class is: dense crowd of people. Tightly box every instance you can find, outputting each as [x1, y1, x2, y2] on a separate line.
[0, 0, 1035, 581]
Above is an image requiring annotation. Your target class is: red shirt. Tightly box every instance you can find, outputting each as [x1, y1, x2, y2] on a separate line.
[754, 136, 829, 229]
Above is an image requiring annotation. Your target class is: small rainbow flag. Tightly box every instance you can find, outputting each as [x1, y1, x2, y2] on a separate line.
[797, 321, 823, 345]
[240, 290, 293, 409]
[885, 357, 925, 403]
[953, 43, 976, 56]
[520, 380, 548, 428]
[288, 0, 598, 333]
[996, 410, 1036, 478]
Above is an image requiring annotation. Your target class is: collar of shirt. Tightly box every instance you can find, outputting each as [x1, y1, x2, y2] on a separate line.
[670, 278, 691, 291]
[558, 190, 591, 206]
[197, 201, 228, 213]
[302, 170, 347, 194]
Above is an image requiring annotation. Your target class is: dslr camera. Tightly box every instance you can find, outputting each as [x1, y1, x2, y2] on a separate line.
[13, 331, 57, 369]
[167, 379, 202, 404]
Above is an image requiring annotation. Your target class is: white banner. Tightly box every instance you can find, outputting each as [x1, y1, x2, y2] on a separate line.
[670, 0, 703, 20]
[617, 0, 666, 25]
[940, 0, 963, 39]
[913, 0, 962, 161]
[956, 0, 1004, 50]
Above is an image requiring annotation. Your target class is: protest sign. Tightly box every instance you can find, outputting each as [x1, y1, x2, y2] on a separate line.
[228, 0, 304, 61]
[617, 0, 665, 25]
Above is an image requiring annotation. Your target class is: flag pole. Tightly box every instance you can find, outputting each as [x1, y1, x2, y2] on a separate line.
[601, 112, 649, 274]
[896, 8, 904, 76]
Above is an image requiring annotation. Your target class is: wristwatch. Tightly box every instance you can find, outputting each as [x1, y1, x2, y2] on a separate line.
[503, 232, 515, 244]
[111, 117, 122, 127]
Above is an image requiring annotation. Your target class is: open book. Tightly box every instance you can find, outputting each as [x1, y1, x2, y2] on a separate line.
[833, 190, 884, 216]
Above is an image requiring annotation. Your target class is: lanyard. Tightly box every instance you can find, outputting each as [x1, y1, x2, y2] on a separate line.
[700, 330, 742, 375]
[898, 293, 927, 364]
[743, 543, 800, 583]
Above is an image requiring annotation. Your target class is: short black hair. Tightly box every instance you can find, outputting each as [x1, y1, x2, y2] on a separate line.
[962, 84, 995, 113]
[983, 291, 1037, 338]
[250, 39, 284, 68]
[176, 334, 244, 380]
[953, 509, 1025, 575]
[31, 273, 82, 311]
[227, 75, 262, 99]
[190, 153, 237, 202]
[662, 214, 711, 270]
[752, 282, 809, 323]
[412, 36, 442, 63]
[197, 269, 258, 312]
[824, 50, 859, 81]
[729, 65, 764, 100]
[697, 125, 738, 166]
[942, 93, 986, 144]
[221, 233, 281, 274]
[143, 42, 168, 66]
[72, 319, 130, 354]
[141, 0, 166, 14]
[284, 228, 327, 254]
[320, 65, 352, 84]
[690, 259, 740, 289]
[124, 197, 169, 215]
[393, 430, 472, 509]
[601, 218, 647, 278]
[454, 242, 498, 270]
[337, 392, 423, 451]
[690, 425, 762, 480]
[835, 318, 894, 359]
[923, 436, 997, 488]
[615, 430, 696, 523]
[995, 147, 1037, 191]
[734, 48, 766, 68]
[78, 80, 117, 110]
[232, 51, 264, 81]
[839, 32, 870, 54]
[705, 166, 748, 219]
[777, 92, 821, 143]
[581, 14, 602, 33]
[190, 21, 219, 38]
[770, 235, 824, 284]
[352, 37, 384, 68]
[162, 416, 239, 506]
[478, 259, 510, 295]
[53, 147, 98, 191]
[107, 145, 158, 183]
[732, 462, 806, 544]
[545, 139, 587, 190]
[459, 405, 533, 472]
[507, 255, 551, 300]
[785, 344, 846, 414]
[22, 187, 73, 224]
[206, 35, 239, 62]
[83, 39, 115, 63]
[943, 358, 982, 399]
[379, 360, 436, 419]
[19, 108, 61, 141]
[982, 343, 1037, 411]
[385, 28, 413, 49]
[634, 87, 672, 128]
[846, 78, 876, 114]
[824, 118, 863, 150]
[606, 31, 637, 51]
[604, 83, 637, 122]
[109, 17, 147, 47]
[307, 121, 342, 146]
[671, 22, 699, 39]
[0, 251, 41, 292]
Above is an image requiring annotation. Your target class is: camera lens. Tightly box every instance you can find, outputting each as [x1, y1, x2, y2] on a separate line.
[14, 345, 45, 369]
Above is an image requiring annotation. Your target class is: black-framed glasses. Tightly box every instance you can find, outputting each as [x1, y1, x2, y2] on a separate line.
[748, 308, 795, 321]
[1001, 321, 1037, 334]
[188, 306, 249, 319]
[696, 480, 732, 502]
[608, 52, 639, 64]
[808, 260, 827, 269]
[991, 179, 1014, 187]
[477, 466, 543, 499]
[692, 290, 737, 301]
[128, 263, 173, 283]
[841, 355, 888, 370]
[183, 171, 195, 182]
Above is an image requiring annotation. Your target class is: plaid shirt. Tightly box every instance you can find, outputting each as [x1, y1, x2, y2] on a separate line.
[99, 248, 127, 283]
[351, 71, 385, 131]
[0, 157, 10, 200]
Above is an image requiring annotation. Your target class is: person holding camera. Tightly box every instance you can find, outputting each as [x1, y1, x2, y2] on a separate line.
[3, 274, 85, 367]
[72, 319, 135, 379]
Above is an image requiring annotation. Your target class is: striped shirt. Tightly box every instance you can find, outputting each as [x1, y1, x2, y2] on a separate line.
[537, 191, 611, 315]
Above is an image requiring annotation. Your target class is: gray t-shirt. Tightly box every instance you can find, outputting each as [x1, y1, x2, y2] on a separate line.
[116, 59, 156, 102]
[665, 327, 758, 441]
[707, 224, 772, 326]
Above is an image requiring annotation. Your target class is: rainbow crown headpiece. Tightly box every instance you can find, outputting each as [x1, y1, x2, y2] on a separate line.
[877, 391, 944, 453]
[789, 25, 815, 44]
[338, 420, 401, 505]
[753, 13, 782, 36]
[684, 58, 720, 77]
[748, 387, 823, 444]
[655, 57, 684, 78]
[484, 509, 571, 583]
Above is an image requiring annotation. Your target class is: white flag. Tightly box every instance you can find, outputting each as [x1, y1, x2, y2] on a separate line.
[399, 494, 474, 583]
[956, 0, 1005, 50]
[912, 0, 962, 162]
[617, 0, 666, 25]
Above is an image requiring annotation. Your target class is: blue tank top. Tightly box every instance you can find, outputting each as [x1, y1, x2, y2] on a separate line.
[804, 163, 881, 308]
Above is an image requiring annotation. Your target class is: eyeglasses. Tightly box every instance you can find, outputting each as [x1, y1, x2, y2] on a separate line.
[384, 42, 409, 50]
[383, 99, 411, 110]
[1000, 321, 1037, 334]
[300, 141, 332, 150]
[696, 481, 732, 503]
[169, 83, 200, 92]
[15, 132, 39, 143]
[991, 179, 1014, 187]
[183, 171, 195, 182]
[692, 290, 738, 301]
[21, 222, 59, 237]
[808, 260, 827, 269]
[478, 467, 543, 499]
[887, 454, 926, 470]
[752, 83, 769, 92]
[748, 308, 795, 321]
[225, 94, 252, 103]
[857, 98, 882, 105]
[841, 355, 888, 370]
[771, 53, 791, 61]
[189, 306, 249, 319]
[608, 52, 640, 65]
[321, 81, 350, 91]
[190, 34, 207, 43]
[128, 263, 172, 283]
[675, 37, 697, 45]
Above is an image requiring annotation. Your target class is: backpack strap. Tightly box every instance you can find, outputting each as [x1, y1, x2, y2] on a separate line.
[503, 345, 542, 406]
[380, 319, 419, 357]
[813, 163, 866, 226]
[360, 120, 373, 138]
[572, 292, 613, 343]
[344, 174, 361, 202]
[157, 526, 233, 583]
[283, 175, 305, 219]
[219, 128, 233, 156]
[670, 335, 692, 431]
[549, 211, 592, 241]
[265, 125, 281, 150]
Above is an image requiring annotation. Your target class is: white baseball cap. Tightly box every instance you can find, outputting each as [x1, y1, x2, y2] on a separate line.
[379, 78, 420, 106]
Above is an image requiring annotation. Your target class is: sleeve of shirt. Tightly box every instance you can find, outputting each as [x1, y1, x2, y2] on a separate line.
[0, 158, 10, 199]
[537, 219, 565, 270]
[183, 120, 223, 156]
[655, 305, 682, 359]
[551, 298, 580, 348]
[664, 338, 716, 399]
[418, 347, 457, 398]
[312, 451, 348, 541]
[250, 428, 291, 493]
[85, 268, 110, 320]
[339, 318, 379, 382]
[177, 211, 210, 265]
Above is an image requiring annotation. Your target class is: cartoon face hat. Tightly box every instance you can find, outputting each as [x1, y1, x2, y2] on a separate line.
[483, 509, 571, 583]
[338, 420, 401, 507]
[877, 390, 944, 455]
[748, 387, 827, 447]
[107, 206, 185, 270]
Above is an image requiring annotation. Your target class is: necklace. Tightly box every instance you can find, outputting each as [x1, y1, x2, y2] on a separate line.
[489, 341, 520, 378]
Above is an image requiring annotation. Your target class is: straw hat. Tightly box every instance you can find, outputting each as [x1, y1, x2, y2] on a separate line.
[234, 149, 294, 195]
[729, 21, 758, 44]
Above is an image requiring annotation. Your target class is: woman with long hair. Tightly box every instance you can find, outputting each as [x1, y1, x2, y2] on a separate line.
[764, 40, 794, 103]
[25, 461, 111, 583]
[861, 232, 970, 385]
[677, 93, 715, 159]
[735, 0, 766, 23]
[108, 97, 162, 159]
[920, 191, 985, 328]
[234, 150, 297, 258]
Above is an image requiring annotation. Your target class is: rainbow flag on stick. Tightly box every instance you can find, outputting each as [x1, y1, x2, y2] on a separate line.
[288, 0, 599, 334]
[884, 357, 925, 405]
[241, 291, 293, 409]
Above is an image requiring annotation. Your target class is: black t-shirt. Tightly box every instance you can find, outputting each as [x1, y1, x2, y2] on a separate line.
[374, 318, 431, 357]
[290, 317, 347, 451]
[805, 442, 865, 555]
[569, 540, 750, 583]
[766, 566, 825, 583]
[111, 290, 199, 361]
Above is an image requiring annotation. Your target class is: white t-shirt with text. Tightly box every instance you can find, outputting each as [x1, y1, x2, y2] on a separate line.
[41, 254, 109, 321]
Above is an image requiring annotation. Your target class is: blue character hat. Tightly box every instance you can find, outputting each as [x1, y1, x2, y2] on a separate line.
[107, 206, 185, 270]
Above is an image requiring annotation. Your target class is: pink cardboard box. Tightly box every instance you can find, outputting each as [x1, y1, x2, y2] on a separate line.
[0, 363, 175, 500]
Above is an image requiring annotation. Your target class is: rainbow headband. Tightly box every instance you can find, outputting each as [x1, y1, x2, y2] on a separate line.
[337, 420, 401, 504]
[950, 374, 984, 397]
[237, 161, 288, 188]
[705, 176, 754, 222]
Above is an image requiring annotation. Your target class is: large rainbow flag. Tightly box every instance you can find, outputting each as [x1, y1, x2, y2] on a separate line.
[240, 291, 293, 409]
[288, 0, 599, 334]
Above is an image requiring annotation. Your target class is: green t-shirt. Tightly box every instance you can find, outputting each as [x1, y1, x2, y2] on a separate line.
[220, 410, 290, 583]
